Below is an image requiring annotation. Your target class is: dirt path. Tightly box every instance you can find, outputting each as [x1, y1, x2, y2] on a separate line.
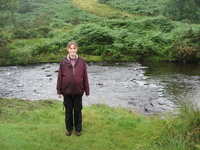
[71, 0, 139, 19]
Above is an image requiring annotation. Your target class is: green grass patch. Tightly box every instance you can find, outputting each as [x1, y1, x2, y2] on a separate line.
[0, 98, 199, 150]
[71, 0, 140, 19]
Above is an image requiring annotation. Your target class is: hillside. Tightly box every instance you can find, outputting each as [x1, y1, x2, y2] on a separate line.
[0, 0, 200, 65]
[71, 0, 139, 19]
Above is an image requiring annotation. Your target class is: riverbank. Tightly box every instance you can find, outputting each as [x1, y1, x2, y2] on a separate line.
[1, 98, 199, 150]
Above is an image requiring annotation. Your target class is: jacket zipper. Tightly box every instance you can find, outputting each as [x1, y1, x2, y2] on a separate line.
[72, 64, 75, 76]
[72, 64, 76, 94]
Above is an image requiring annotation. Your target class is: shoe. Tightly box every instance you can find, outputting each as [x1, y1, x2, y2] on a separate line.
[75, 131, 81, 136]
[66, 131, 72, 136]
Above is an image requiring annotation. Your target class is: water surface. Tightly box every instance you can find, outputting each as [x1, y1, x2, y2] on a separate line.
[0, 62, 199, 114]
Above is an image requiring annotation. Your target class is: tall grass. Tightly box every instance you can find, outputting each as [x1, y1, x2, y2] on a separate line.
[0, 98, 199, 150]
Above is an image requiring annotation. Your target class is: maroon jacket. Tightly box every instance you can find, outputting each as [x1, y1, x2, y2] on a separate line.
[57, 55, 89, 95]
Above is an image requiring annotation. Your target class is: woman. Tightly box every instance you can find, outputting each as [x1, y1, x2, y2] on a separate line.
[57, 41, 90, 136]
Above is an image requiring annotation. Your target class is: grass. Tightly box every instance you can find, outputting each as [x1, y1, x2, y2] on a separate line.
[0, 98, 199, 150]
[71, 0, 140, 19]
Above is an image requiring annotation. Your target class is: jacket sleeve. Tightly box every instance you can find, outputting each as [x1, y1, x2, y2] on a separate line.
[56, 63, 63, 94]
[83, 61, 90, 95]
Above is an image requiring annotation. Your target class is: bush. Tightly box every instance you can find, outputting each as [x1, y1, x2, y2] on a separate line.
[52, 17, 198, 61]
[11, 26, 51, 39]
[36, 26, 52, 38]
[169, 29, 200, 62]
[0, 32, 11, 64]
[49, 22, 73, 28]
[163, 0, 200, 23]
[9, 48, 33, 65]
[72, 24, 114, 55]
[0, 13, 9, 27]
[18, 1, 33, 14]
[47, 30, 62, 38]
[32, 42, 59, 55]
[12, 29, 30, 39]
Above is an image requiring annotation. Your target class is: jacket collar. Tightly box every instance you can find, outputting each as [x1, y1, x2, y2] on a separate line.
[63, 54, 79, 66]
[66, 54, 79, 61]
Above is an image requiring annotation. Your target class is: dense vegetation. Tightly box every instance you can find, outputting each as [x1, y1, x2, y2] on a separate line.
[0, 0, 200, 65]
[99, 0, 200, 23]
[0, 98, 199, 149]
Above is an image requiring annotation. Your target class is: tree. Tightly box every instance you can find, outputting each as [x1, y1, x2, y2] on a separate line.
[163, 0, 200, 23]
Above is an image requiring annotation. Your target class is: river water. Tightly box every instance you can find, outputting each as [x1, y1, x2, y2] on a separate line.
[0, 62, 199, 115]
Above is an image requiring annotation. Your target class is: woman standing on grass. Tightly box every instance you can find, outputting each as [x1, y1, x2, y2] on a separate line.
[57, 41, 90, 136]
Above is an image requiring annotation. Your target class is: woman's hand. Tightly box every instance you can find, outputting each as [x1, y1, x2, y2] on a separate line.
[58, 94, 62, 98]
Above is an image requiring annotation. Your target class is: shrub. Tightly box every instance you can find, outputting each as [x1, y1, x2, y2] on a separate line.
[163, 0, 200, 23]
[11, 29, 30, 39]
[47, 30, 62, 38]
[11, 26, 52, 39]
[72, 24, 114, 55]
[36, 26, 51, 38]
[169, 29, 200, 62]
[9, 48, 33, 65]
[0, 13, 9, 27]
[32, 42, 59, 55]
[0, 32, 11, 64]
[18, 1, 33, 14]
[49, 22, 73, 28]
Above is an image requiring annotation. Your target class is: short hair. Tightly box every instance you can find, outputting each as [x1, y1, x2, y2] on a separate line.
[67, 41, 78, 49]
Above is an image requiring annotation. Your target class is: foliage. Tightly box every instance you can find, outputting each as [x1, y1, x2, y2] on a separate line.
[8, 42, 33, 65]
[71, 0, 137, 19]
[170, 29, 200, 61]
[98, 0, 200, 23]
[0, 98, 199, 150]
[11, 26, 51, 39]
[98, 0, 164, 16]
[163, 0, 200, 23]
[0, 13, 9, 27]
[0, 31, 11, 65]
[5, 39, 44, 65]
[9, 48, 33, 65]
[5, 16, 200, 64]
[0, 0, 100, 28]
[0, 0, 19, 25]
[18, 0, 33, 14]
[0, 0, 200, 65]
[72, 24, 114, 55]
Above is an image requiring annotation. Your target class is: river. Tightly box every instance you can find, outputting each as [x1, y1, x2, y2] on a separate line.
[0, 62, 199, 115]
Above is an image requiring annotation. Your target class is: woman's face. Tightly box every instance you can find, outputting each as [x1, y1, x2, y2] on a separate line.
[67, 44, 78, 56]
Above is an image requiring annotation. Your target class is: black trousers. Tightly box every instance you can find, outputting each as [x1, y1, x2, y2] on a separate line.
[63, 94, 83, 132]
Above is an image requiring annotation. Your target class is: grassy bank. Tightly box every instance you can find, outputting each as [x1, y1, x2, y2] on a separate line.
[71, 0, 140, 19]
[0, 98, 199, 150]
